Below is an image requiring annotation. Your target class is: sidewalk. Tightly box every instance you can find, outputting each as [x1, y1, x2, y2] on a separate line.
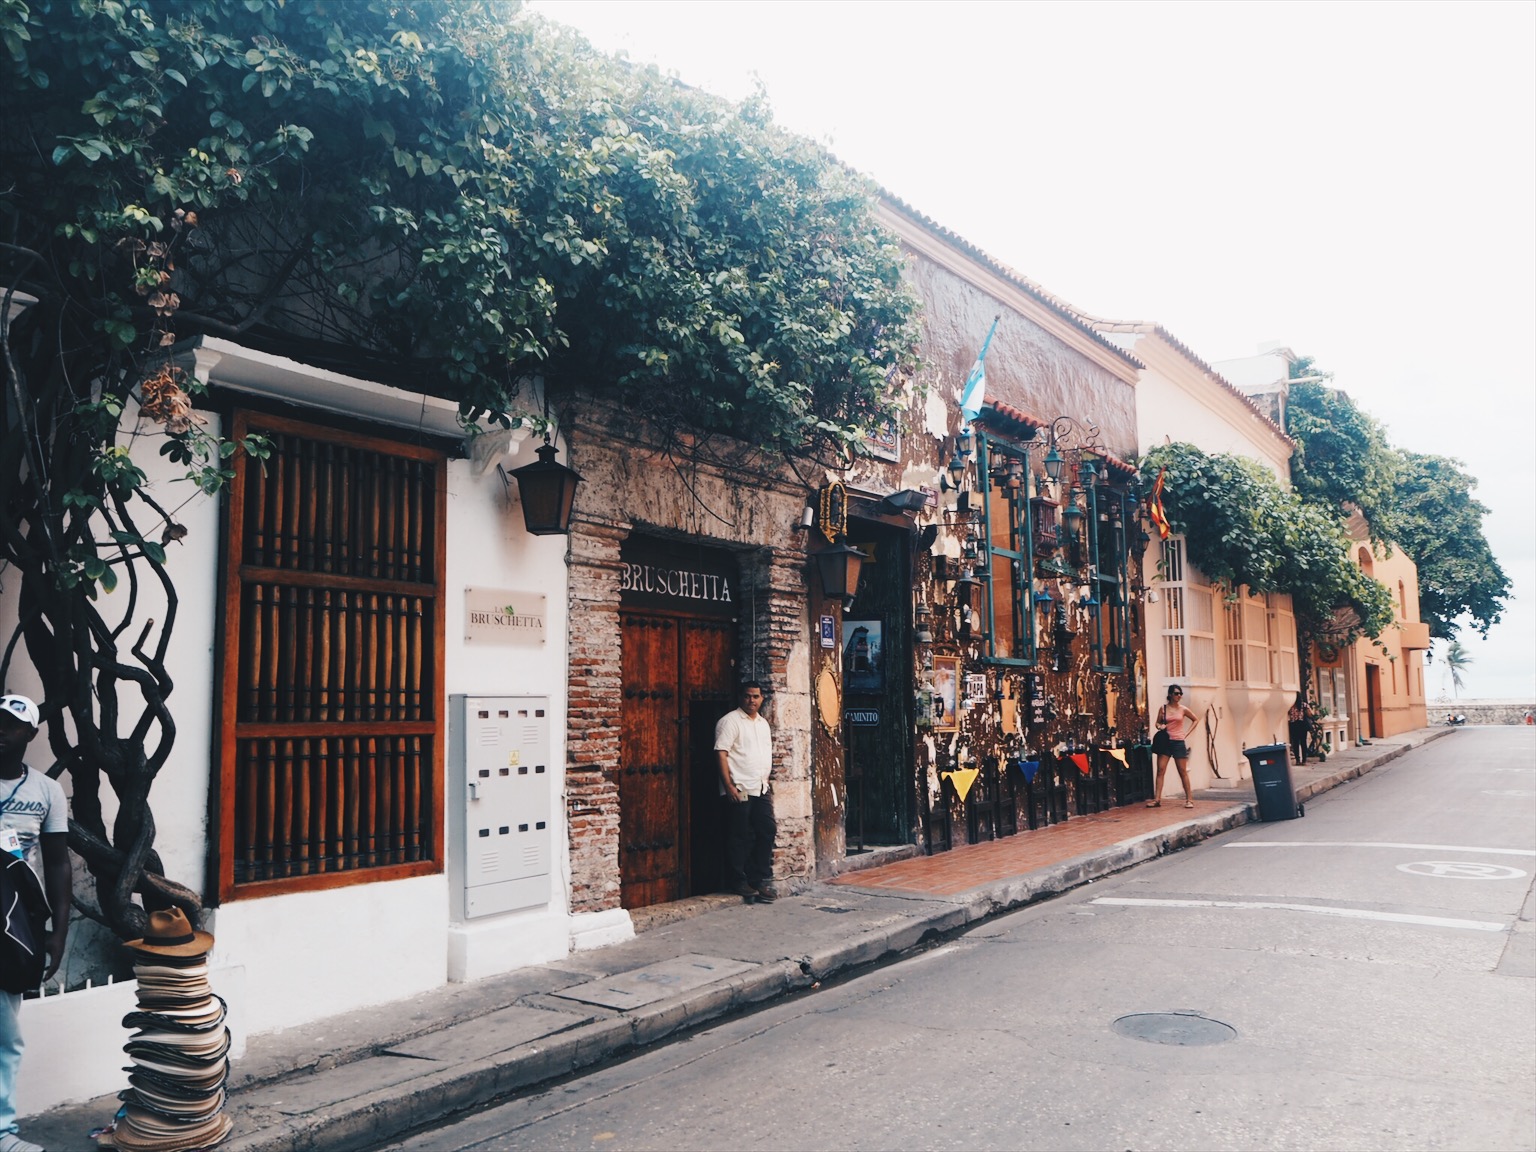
[30, 727, 1454, 1152]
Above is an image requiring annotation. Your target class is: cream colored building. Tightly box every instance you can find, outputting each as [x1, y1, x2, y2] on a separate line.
[1094, 323, 1302, 787]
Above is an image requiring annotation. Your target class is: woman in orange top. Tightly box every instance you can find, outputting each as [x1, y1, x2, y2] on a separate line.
[1149, 684, 1200, 809]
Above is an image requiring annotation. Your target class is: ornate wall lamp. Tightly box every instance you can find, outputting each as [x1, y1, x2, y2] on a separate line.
[508, 437, 583, 535]
[809, 480, 866, 608]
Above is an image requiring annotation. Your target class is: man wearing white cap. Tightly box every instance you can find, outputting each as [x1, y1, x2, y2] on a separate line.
[0, 695, 71, 1152]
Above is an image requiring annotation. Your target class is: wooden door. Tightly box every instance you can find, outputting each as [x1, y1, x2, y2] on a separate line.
[620, 614, 683, 908]
[1365, 663, 1384, 739]
[619, 613, 737, 908]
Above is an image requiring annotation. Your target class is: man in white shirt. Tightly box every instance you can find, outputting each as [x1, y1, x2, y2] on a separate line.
[714, 682, 777, 903]
[0, 694, 71, 1152]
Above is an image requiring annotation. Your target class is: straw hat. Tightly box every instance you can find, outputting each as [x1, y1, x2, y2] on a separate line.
[124, 909, 214, 959]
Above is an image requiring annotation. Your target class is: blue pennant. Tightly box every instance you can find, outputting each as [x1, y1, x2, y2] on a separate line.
[1016, 758, 1041, 783]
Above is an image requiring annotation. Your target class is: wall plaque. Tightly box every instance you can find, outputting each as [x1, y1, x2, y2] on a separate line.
[465, 588, 546, 645]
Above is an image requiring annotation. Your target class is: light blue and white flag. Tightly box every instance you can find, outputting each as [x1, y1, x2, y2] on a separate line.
[959, 314, 1001, 423]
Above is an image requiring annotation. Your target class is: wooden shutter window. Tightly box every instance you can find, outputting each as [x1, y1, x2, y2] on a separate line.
[217, 411, 446, 900]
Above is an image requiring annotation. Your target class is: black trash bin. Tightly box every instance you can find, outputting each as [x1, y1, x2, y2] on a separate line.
[1244, 743, 1302, 821]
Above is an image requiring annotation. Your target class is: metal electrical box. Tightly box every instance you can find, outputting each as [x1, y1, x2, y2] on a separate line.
[449, 695, 552, 919]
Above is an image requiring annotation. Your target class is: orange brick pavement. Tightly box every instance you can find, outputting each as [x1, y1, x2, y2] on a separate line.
[829, 800, 1231, 897]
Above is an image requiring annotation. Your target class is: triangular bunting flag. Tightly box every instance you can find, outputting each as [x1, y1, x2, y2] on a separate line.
[1016, 759, 1040, 783]
[1070, 752, 1091, 776]
[944, 767, 979, 803]
[1107, 748, 1128, 765]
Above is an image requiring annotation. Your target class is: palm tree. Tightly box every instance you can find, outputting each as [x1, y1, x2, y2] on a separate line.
[1443, 640, 1472, 699]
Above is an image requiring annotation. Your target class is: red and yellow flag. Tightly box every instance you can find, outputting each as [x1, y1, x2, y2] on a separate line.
[1149, 466, 1171, 541]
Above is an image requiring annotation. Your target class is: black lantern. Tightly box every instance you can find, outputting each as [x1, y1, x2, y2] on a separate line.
[953, 567, 981, 610]
[813, 540, 867, 601]
[511, 439, 583, 535]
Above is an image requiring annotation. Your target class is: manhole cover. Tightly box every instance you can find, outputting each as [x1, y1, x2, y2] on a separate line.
[1112, 1012, 1236, 1046]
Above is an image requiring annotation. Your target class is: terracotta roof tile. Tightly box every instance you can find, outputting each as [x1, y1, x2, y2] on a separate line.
[979, 402, 1137, 479]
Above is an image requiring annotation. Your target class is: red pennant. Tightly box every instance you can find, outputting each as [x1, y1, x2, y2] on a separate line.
[1149, 466, 1171, 541]
[1070, 752, 1091, 776]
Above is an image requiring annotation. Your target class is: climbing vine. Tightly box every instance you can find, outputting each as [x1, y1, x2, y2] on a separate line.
[1141, 443, 1395, 641]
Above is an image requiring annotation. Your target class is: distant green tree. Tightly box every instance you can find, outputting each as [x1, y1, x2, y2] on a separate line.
[1283, 360, 1507, 644]
[1285, 362, 1399, 541]
[1391, 452, 1509, 639]
[1441, 639, 1472, 698]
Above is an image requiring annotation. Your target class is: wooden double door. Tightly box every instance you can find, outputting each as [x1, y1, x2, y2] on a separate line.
[619, 611, 736, 908]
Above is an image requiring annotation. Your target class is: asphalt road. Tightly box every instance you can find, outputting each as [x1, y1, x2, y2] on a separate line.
[384, 726, 1536, 1152]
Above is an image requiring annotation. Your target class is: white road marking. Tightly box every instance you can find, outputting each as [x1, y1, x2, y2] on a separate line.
[1397, 861, 1527, 880]
[1090, 896, 1507, 932]
[1225, 841, 1536, 857]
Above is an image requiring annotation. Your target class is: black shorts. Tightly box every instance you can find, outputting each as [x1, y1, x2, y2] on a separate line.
[1153, 730, 1189, 759]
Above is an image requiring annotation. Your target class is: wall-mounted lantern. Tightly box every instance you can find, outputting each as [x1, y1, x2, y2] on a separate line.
[813, 540, 867, 603]
[1060, 499, 1084, 542]
[510, 439, 582, 535]
[1043, 444, 1065, 484]
[914, 602, 934, 645]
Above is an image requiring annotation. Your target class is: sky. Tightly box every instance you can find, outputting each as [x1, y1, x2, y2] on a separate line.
[532, 0, 1536, 701]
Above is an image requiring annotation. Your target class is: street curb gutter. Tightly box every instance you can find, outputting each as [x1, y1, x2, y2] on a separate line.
[218, 727, 1456, 1152]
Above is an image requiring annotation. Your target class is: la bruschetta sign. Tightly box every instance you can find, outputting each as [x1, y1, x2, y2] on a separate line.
[465, 588, 546, 645]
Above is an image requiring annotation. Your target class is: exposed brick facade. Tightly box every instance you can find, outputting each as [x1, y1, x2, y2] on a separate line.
[561, 408, 814, 914]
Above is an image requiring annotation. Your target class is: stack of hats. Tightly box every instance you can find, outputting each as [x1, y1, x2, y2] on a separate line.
[94, 909, 233, 1151]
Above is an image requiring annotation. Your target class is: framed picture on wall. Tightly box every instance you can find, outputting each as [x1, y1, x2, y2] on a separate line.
[932, 656, 960, 732]
[843, 619, 884, 694]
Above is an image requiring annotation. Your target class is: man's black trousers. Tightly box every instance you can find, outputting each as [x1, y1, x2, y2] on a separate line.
[724, 792, 776, 888]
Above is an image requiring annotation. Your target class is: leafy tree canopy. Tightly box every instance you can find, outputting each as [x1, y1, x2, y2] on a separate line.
[3, 0, 919, 452]
[1391, 451, 1509, 638]
[1284, 364, 1399, 540]
[1142, 442, 1395, 641]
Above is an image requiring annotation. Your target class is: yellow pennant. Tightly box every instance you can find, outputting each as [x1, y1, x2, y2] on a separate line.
[945, 767, 980, 803]
[1106, 747, 1128, 765]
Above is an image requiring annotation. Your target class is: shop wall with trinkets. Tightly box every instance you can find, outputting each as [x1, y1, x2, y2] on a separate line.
[865, 219, 1156, 852]
[906, 406, 1155, 851]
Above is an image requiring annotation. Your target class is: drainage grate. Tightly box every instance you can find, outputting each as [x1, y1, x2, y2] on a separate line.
[1111, 1011, 1236, 1046]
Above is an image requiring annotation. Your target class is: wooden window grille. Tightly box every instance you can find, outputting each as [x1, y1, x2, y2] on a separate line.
[1160, 538, 1217, 687]
[1224, 596, 1247, 682]
[215, 411, 446, 900]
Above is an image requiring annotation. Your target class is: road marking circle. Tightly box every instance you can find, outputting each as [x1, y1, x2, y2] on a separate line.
[1397, 860, 1528, 880]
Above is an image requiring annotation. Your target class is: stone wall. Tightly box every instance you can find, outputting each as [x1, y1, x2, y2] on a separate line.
[1433, 701, 1536, 726]
[561, 405, 813, 913]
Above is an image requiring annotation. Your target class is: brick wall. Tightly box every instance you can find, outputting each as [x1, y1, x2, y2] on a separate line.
[565, 521, 624, 913]
[561, 412, 812, 912]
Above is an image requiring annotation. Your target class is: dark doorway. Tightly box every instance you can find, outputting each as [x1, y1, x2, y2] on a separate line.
[1365, 663, 1384, 739]
[618, 539, 739, 909]
[842, 519, 913, 850]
